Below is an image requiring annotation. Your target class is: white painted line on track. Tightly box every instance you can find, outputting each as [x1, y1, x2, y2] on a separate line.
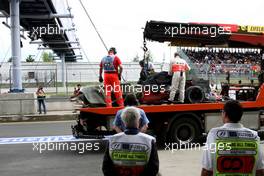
[0, 135, 111, 145]
[0, 120, 75, 125]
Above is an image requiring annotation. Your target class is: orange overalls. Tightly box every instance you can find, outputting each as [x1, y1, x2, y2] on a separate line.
[101, 55, 124, 107]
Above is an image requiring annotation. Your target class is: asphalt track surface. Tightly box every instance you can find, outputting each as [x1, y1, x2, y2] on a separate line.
[0, 121, 107, 176]
[0, 121, 263, 176]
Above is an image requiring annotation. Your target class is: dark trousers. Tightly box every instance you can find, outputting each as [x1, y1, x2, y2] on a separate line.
[37, 98, 46, 114]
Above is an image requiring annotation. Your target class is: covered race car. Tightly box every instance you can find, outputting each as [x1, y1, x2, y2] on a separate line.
[75, 71, 208, 108]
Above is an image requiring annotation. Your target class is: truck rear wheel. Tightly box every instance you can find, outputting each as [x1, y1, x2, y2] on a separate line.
[169, 117, 201, 145]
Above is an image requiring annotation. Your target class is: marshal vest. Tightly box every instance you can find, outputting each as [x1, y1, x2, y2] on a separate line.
[109, 132, 154, 175]
[214, 128, 259, 176]
[102, 55, 116, 73]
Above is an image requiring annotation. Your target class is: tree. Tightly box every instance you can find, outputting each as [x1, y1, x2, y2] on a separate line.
[132, 54, 140, 62]
[42, 52, 53, 62]
[26, 55, 35, 62]
[8, 57, 12, 62]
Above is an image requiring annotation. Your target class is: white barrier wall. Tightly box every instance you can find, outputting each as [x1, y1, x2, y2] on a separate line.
[0, 93, 35, 115]
[43, 101, 74, 111]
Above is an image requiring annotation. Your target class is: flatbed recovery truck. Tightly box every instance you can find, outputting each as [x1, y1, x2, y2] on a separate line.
[73, 84, 264, 144]
[72, 20, 264, 144]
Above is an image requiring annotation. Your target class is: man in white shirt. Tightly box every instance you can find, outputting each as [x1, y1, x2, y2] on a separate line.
[201, 100, 264, 176]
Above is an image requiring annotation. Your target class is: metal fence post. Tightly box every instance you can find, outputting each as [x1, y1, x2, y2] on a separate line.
[19, 99, 22, 116]
[66, 63, 68, 95]
[55, 64, 58, 94]
[9, 65, 12, 91]
[0, 73, 2, 94]
[79, 72, 81, 83]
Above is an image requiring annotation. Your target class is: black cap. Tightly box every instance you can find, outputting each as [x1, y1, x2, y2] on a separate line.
[109, 47, 117, 54]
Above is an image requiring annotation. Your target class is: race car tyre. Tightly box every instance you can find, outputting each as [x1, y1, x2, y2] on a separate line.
[185, 86, 205, 103]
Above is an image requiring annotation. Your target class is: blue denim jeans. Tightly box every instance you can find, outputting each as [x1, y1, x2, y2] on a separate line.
[37, 98, 46, 114]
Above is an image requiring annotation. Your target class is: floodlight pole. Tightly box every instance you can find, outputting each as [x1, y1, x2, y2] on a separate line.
[10, 0, 23, 92]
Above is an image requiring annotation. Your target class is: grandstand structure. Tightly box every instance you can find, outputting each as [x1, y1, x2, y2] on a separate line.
[144, 20, 264, 74]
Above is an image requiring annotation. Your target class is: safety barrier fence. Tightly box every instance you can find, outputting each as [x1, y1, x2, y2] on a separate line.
[0, 62, 259, 94]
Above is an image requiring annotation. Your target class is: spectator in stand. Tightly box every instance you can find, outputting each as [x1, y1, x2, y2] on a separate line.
[182, 48, 262, 76]
[182, 48, 261, 65]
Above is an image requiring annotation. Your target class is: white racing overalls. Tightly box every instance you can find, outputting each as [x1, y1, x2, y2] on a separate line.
[168, 56, 190, 102]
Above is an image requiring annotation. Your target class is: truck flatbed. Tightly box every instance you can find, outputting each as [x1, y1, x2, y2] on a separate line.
[80, 84, 264, 115]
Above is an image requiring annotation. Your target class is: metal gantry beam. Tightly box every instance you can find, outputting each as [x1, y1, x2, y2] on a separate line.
[30, 41, 79, 45]
[37, 47, 81, 50]
[53, 55, 82, 58]
[0, 14, 74, 19]
[1, 0, 79, 63]
[41, 0, 53, 13]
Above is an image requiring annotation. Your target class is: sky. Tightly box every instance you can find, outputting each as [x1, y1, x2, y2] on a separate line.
[0, 0, 264, 63]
